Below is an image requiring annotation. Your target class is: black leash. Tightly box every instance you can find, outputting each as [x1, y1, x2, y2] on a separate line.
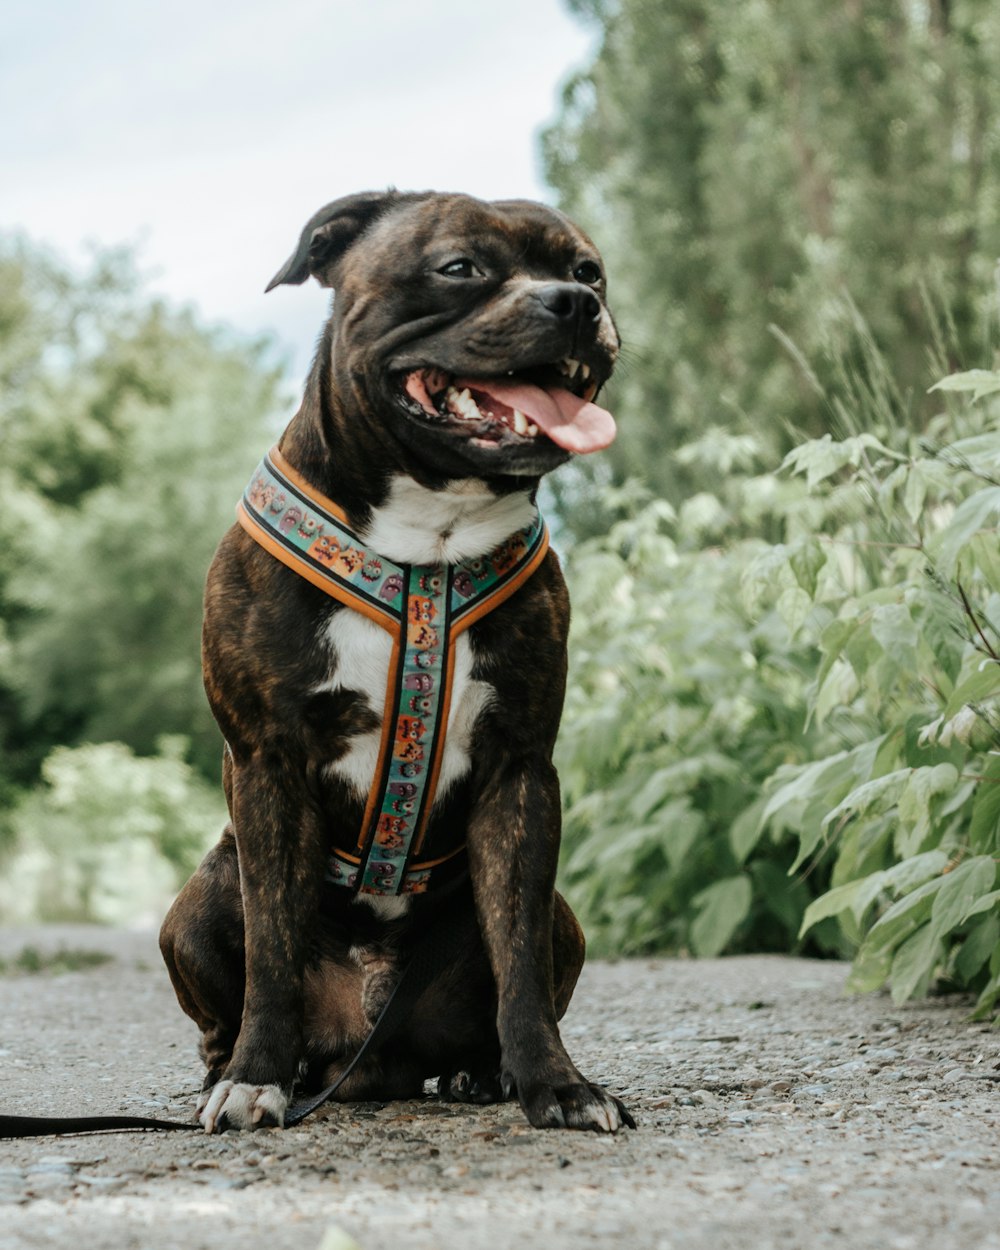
[0, 885, 462, 1139]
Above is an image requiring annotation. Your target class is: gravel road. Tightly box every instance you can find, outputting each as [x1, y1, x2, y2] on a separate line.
[0, 924, 998, 1250]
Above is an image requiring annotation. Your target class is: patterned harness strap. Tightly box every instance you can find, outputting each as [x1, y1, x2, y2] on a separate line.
[236, 447, 549, 897]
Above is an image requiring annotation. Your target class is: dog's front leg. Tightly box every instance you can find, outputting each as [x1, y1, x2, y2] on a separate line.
[467, 755, 634, 1133]
[199, 756, 326, 1133]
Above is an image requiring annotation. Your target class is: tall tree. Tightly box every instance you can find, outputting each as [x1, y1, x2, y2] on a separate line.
[542, 0, 1000, 503]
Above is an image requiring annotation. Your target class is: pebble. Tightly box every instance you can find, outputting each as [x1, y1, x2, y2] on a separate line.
[77, 1176, 128, 1191]
[822, 1060, 869, 1077]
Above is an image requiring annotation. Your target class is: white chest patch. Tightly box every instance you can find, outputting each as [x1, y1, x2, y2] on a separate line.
[319, 610, 494, 806]
[359, 475, 536, 566]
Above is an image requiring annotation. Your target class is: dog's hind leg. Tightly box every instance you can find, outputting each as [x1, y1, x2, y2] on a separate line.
[159, 826, 246, 1091]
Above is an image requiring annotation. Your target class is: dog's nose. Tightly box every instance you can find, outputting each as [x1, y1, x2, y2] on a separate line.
[534, 283, 602, 324]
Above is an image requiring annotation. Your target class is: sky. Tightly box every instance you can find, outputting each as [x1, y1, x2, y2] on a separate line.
[2, 0, 596, 380]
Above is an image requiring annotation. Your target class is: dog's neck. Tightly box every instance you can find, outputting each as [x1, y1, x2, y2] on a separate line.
[278, 365, 538, 566]
[359, 475, 537, 566]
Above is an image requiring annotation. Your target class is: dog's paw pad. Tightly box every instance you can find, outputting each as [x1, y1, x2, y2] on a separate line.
[199, 1081, 288, 1133]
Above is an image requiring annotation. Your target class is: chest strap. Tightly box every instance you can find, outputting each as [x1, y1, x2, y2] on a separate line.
[236, 446, 549, 896]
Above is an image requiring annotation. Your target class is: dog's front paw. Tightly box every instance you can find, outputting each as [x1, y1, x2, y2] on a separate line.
[198, 1081, 288, 1133]
[508, 1073, 636, 1133]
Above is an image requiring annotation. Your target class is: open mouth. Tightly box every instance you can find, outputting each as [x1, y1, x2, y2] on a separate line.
[402, 359, 616, 455]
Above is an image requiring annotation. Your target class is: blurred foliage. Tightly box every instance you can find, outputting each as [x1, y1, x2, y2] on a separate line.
[0, 236, 284, 802]
[556, 486, 844, 959]
[543, 0, 1000, 512]
[0, 737, 226, 925]
[558, 355, 1000, 1004]
[0, 946, 114, 976]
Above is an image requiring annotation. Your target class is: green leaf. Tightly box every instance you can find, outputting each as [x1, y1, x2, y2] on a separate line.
[970, 532, 1000, 593]
[820, 769, 910, 834]
[896, 764, 959, 857]
[865, 874, 948, 951]
[776, 585, 813, 636]
[969, 756, 1000, 854]
[799, 878, 865, 937]
[971, 967, 1000, 1020]
[847, 947, 894, 994]
[955, 912, 1000, 983]
[890, 924, 942, 1003]
[943, 660, 1000, 719]
[929, 369, 1000, 401]
[930, 487, 1000, 578]
[782, 433, 901, 488]
[964, 889, 1000, 920]
[689, 876, 752, 957]
[927, 857, 998, 945]
[729, 796, 767, 865]
[902, 463, 928, 525]
[813, 616, 861, 697]
[789, 538, 827, 597]
[880, 850, 950, 895]
[871, 603, 918, 654]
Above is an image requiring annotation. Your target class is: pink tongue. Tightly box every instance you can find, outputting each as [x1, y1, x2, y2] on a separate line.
[457, 378, 616, 454]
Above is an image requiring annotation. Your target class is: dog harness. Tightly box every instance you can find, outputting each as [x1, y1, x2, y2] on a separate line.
[237, 447, 549, 897]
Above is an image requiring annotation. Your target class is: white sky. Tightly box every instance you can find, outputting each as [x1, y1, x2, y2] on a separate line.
[2, 0, 596, 379]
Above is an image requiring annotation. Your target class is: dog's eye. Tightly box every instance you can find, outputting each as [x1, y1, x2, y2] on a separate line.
[438, 258, 480, 279]
[573, 260, 603, 285]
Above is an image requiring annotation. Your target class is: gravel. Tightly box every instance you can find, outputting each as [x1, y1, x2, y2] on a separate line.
[0, 924, 998, 1250]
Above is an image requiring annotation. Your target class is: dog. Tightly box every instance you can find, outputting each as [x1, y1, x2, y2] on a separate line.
[159, 190, 634, 1135]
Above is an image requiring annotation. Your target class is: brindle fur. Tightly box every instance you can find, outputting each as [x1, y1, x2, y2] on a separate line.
[160, 191, 634, 1132]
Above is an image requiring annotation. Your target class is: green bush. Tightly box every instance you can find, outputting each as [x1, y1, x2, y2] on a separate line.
[556, 482, 847, 959]
[559, 366, 1000, 1010]
[0, 736, 224, 925]
[755, 369, 1000, 1012]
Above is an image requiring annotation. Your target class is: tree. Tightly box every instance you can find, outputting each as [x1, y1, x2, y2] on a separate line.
[0, 238, 285, 792]
[542, 0, 1000, 507]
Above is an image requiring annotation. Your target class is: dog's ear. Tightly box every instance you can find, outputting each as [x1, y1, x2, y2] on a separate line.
[265, 191, 400, 292]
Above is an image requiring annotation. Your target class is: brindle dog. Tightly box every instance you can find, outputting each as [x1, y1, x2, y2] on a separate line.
[159, 191, 634, 1134]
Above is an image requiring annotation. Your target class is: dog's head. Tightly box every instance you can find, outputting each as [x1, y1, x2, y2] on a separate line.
[266, 191, 618, 480]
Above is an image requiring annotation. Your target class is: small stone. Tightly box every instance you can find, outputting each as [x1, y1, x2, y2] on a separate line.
[822, 1060, 868, 1077]
[944, 1068, 968, 1082]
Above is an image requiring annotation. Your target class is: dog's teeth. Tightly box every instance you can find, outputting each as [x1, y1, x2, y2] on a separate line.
[512, 409, 528, 436]
[580, 363, 591, 380]
[582, 380, 598, 402]
[526, 422, 538, 437]
[447, 385, 482, 422]
[559, 357, 579, 378]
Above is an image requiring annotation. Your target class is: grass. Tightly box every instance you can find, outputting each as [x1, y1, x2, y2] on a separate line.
[0, 945, 114, 976]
